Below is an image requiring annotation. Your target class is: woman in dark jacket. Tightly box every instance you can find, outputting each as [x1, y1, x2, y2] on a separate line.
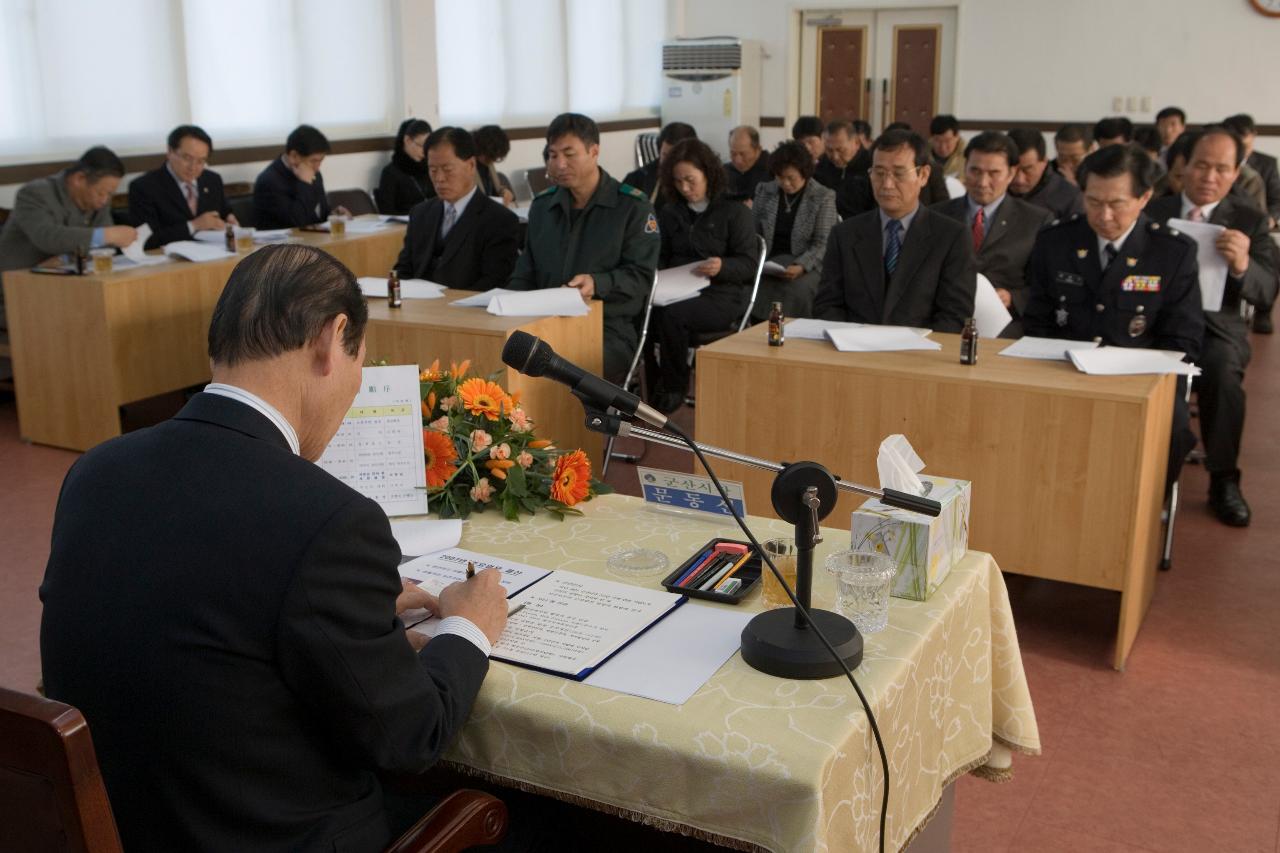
[644, 139, 761, 414]
[375, 118, 435, 214]
[474, 124, 515, 205]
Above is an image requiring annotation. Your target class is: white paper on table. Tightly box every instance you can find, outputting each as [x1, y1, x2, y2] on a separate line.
[164, 240, 236, 263]
[356, 276, 446, 299]
[582, 602, 754, 704]
[786, 318, 931, 340]
[974, 273, 1013, 338]
[117, 224, 168, 266]
[487, 288, 590, 317]
[998, 336, 1101, 361]
[825, 325, 942, 352]
[762, 259, 788, 276]
[1168, 218, 1228, 312]
[344, 218, 390, 234]
[652, 261, 711, 307]
[450, 288, 516, 308]
[315, 365, 428, 516]
[385, 215, 411, 224]
[400, 548, 550, 598]
[253, 228, 292, 243]
[388, 519, 462, 557]
[1067, 347, 1201, 376]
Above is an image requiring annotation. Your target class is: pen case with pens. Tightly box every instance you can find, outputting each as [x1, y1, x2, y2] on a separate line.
[660, 538, 762, 604]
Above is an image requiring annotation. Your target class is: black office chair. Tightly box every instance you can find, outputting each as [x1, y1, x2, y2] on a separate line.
[327, 189, 378, 216]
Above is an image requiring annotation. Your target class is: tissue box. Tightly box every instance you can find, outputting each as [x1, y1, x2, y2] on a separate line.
[850, 474, 971, 601]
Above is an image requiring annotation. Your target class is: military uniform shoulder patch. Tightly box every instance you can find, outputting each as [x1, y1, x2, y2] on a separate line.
[534, 184, 558, 199]
[619, 183, 648, 201]
[643, 212, 659, 235]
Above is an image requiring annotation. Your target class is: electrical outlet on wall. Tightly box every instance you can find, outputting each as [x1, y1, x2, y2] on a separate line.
[1126, 96, 1138, 111]
[1141, 96, 1152, 112]
[1112, 96, 1124, 112]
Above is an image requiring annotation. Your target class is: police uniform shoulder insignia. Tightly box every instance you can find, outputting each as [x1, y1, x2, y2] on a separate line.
[643, 212, 659, 234]
[1169, 228, 1180, 237]
[1050, 219, 1061, 227]
[1076, 248, 1088, 259]
[1069, 213, 1081, 221]
[619, 183, 647, 201]
[1149, 221, 1160, 230]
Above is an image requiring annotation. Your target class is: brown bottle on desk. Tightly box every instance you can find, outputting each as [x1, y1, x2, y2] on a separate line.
[388, 269, 402, 308]
[224, 222, 235, 253]
[959, 317, 978, 365]
[767, 301, 784, 347]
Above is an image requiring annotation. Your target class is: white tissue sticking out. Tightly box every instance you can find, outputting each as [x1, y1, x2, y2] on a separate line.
[877, 434, 926, 496]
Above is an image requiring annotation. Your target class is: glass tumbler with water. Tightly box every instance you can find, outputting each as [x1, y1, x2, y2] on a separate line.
[826, 550, 895, 634]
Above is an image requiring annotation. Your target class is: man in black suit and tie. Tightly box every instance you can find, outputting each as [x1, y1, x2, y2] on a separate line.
[394, 127, 519, 290]
[934, 132, 1054, 336]
[1146, 128, 1278, 526]
[253, 124, 350, 229]
[813, 128, 976, 331]
[40, 243, 508, 852]
[128, 125, 237, 249]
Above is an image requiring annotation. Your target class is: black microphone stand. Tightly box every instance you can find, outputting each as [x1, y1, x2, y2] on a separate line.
[581, 405, 941, 680]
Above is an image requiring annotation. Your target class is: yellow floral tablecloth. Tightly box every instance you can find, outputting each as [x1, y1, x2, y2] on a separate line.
[442, 494, 1040, 852]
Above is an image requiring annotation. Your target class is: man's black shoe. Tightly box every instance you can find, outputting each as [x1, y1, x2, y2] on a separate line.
[1253, 312, 1273, 334]
[1209, 473, 1252, 527]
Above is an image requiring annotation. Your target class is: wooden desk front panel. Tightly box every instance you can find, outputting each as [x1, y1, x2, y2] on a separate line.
[364, 294, 604, 461]
[695, 334, 1175, 592]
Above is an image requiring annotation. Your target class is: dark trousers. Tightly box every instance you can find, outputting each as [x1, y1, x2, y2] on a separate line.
[1196, 332, 1250, 477]
[645, 292, 746, 395]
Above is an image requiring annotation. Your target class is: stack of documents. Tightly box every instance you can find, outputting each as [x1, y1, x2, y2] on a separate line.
[786, 318, 932, 340]
[999, 337, 1101, 361]
[356, 277, 446, 299]
[451, 288, 514, 308]
[652, 261, 711, 306]
[194, 228, 292, 245]
[487, 289, 590, 317]
[1067, 348, 1200, 376]
[825, 325, 942, 352]
[116, 225, 168, 267]
[164, 241, 236, 263]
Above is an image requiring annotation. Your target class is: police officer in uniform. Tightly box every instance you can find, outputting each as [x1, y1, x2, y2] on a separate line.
[1024, 143, 1204, 490]
[509, 113, 660, 381]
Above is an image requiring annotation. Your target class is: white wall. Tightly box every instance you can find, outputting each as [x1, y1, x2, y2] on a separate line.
[677, 0, 1280, 157]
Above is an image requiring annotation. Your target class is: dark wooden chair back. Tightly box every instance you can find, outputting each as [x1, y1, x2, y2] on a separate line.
[328, 188, 379, 216]
[0, 687, 123, 853]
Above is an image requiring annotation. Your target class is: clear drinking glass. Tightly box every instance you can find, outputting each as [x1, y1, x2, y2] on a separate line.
[826, 550, 895, 634]
[89, 248, 114, 274]
[328, 215, 347, 237]
[761, 538, 798, 609]
[235, 227, 256, 252]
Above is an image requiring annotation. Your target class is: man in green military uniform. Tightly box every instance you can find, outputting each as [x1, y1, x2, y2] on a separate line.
[509, 113, 660, 381]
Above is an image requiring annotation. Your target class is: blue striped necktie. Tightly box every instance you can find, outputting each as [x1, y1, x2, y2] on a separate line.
[884, 218, 903, 278]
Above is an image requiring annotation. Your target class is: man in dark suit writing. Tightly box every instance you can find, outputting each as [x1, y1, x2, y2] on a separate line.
[394, 127, 519, 290]
[40, 243, 508, 853]
[128, 124, 237, 249]
[814, 128, 976, 331]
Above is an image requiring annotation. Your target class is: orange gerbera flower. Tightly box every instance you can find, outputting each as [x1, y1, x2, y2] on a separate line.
[457, 377, 509, 421]
[422, 429, 458, 488]
[550, 450, 592, 506]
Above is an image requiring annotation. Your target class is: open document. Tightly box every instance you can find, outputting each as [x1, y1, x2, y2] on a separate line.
[1067, 348, 1201, 376]
[652, 261, 711, 307]
[487, 288, 590, 317]
[316, 365, 428, 516]
[356, 277, 446, 299]
[451, 288, 517, 308]
[999, 336, 1101, 361]
[1167, 218, 1229, 312]
[826, 325, 942, 352]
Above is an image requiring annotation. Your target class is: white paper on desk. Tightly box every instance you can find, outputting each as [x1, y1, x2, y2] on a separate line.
[825, 325, 942, 352]
[974, 273, 1013, 338]
[164, 240, 236, 263]
[652, 261, 711, 307]
[356, 276, 446, 299]
[878, 434, 926, 495]
[1067, 347, 1201, 376]
[254, 228, 292, 243]
[385, 214, 411, 224]
[487, 288, 590, 317]
[1168, 218, 1228, 312]
[583, 602, 753, 704]
[389, 519, 462, 557]
[117, 225, 168, 266]
[998, 336, 1100, 361]
[450, 288, 516, 308]
[762, 259, 788, 276]
[786, 318, 931, 340]
[400, 548, 550, 598]
[315, 364, 428, 516]
[344, 218, 390, 234]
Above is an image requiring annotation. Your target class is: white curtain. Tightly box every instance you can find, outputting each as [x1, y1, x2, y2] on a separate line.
[436, 0, 664, 126]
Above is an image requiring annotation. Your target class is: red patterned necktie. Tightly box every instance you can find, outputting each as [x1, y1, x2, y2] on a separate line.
[972, 207, 985, 253]
[184, 182, 198, 216]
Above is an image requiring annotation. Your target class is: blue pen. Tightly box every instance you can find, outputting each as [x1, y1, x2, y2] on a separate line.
[673, 546, 715, 586]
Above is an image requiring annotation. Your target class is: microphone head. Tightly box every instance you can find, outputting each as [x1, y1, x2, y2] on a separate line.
[501, 331, 553, 376]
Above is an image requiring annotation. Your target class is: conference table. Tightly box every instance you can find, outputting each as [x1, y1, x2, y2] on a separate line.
[1, 227, 602, 461]
[694, 329, 1177, 671]
[439, 494, 1040, 852]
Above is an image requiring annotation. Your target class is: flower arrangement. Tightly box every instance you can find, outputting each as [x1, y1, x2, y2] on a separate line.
[418, 359, 611, 520]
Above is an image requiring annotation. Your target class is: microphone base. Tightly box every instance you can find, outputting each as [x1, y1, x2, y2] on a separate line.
[740, 608, 863, 679]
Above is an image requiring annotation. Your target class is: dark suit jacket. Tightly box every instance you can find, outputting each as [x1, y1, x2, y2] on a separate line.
[813, 156, 875, 220]
[1016, 167, 1084, 222]
[932, 194, 1053, 320]
[1145, 194, 1278, 350]
[253, 157, 330, 229]
[128, 164, 233, 249]
[723, 154, 771, 202]
[394, 192, 520, 290]
[40, 393, 489, 853]
[622, 160, 660, 205]
[1247, 150, 1280, 221]
[813, 204, 976, 332]
[375, 160, 435, 215]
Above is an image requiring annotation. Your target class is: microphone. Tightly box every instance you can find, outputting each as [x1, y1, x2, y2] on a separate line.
[501, 331, 668, 429]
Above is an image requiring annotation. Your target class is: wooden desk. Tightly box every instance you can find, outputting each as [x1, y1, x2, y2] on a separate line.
[694, 331, 1176, 669]
[364, 291, 604, 461]
[2, 227, 405, 451]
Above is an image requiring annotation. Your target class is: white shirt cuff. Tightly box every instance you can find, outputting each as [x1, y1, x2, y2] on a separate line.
[434, 616, 492, 657]
[187, 220, 196, 235]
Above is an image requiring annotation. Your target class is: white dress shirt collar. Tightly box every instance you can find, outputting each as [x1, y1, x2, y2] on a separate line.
[1180, 193, 1221, 222]
[203, 383, 300, 455]
[444, 185, 478, 220]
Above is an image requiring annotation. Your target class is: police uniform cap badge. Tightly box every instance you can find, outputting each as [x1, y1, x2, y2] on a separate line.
[1076, 248, 1088, 259]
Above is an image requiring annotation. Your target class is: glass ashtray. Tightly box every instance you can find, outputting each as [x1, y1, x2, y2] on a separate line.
[606, 548, 670, 575]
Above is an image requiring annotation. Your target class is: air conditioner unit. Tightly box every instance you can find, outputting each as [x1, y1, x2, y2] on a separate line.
[660, 37, 761, 161]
